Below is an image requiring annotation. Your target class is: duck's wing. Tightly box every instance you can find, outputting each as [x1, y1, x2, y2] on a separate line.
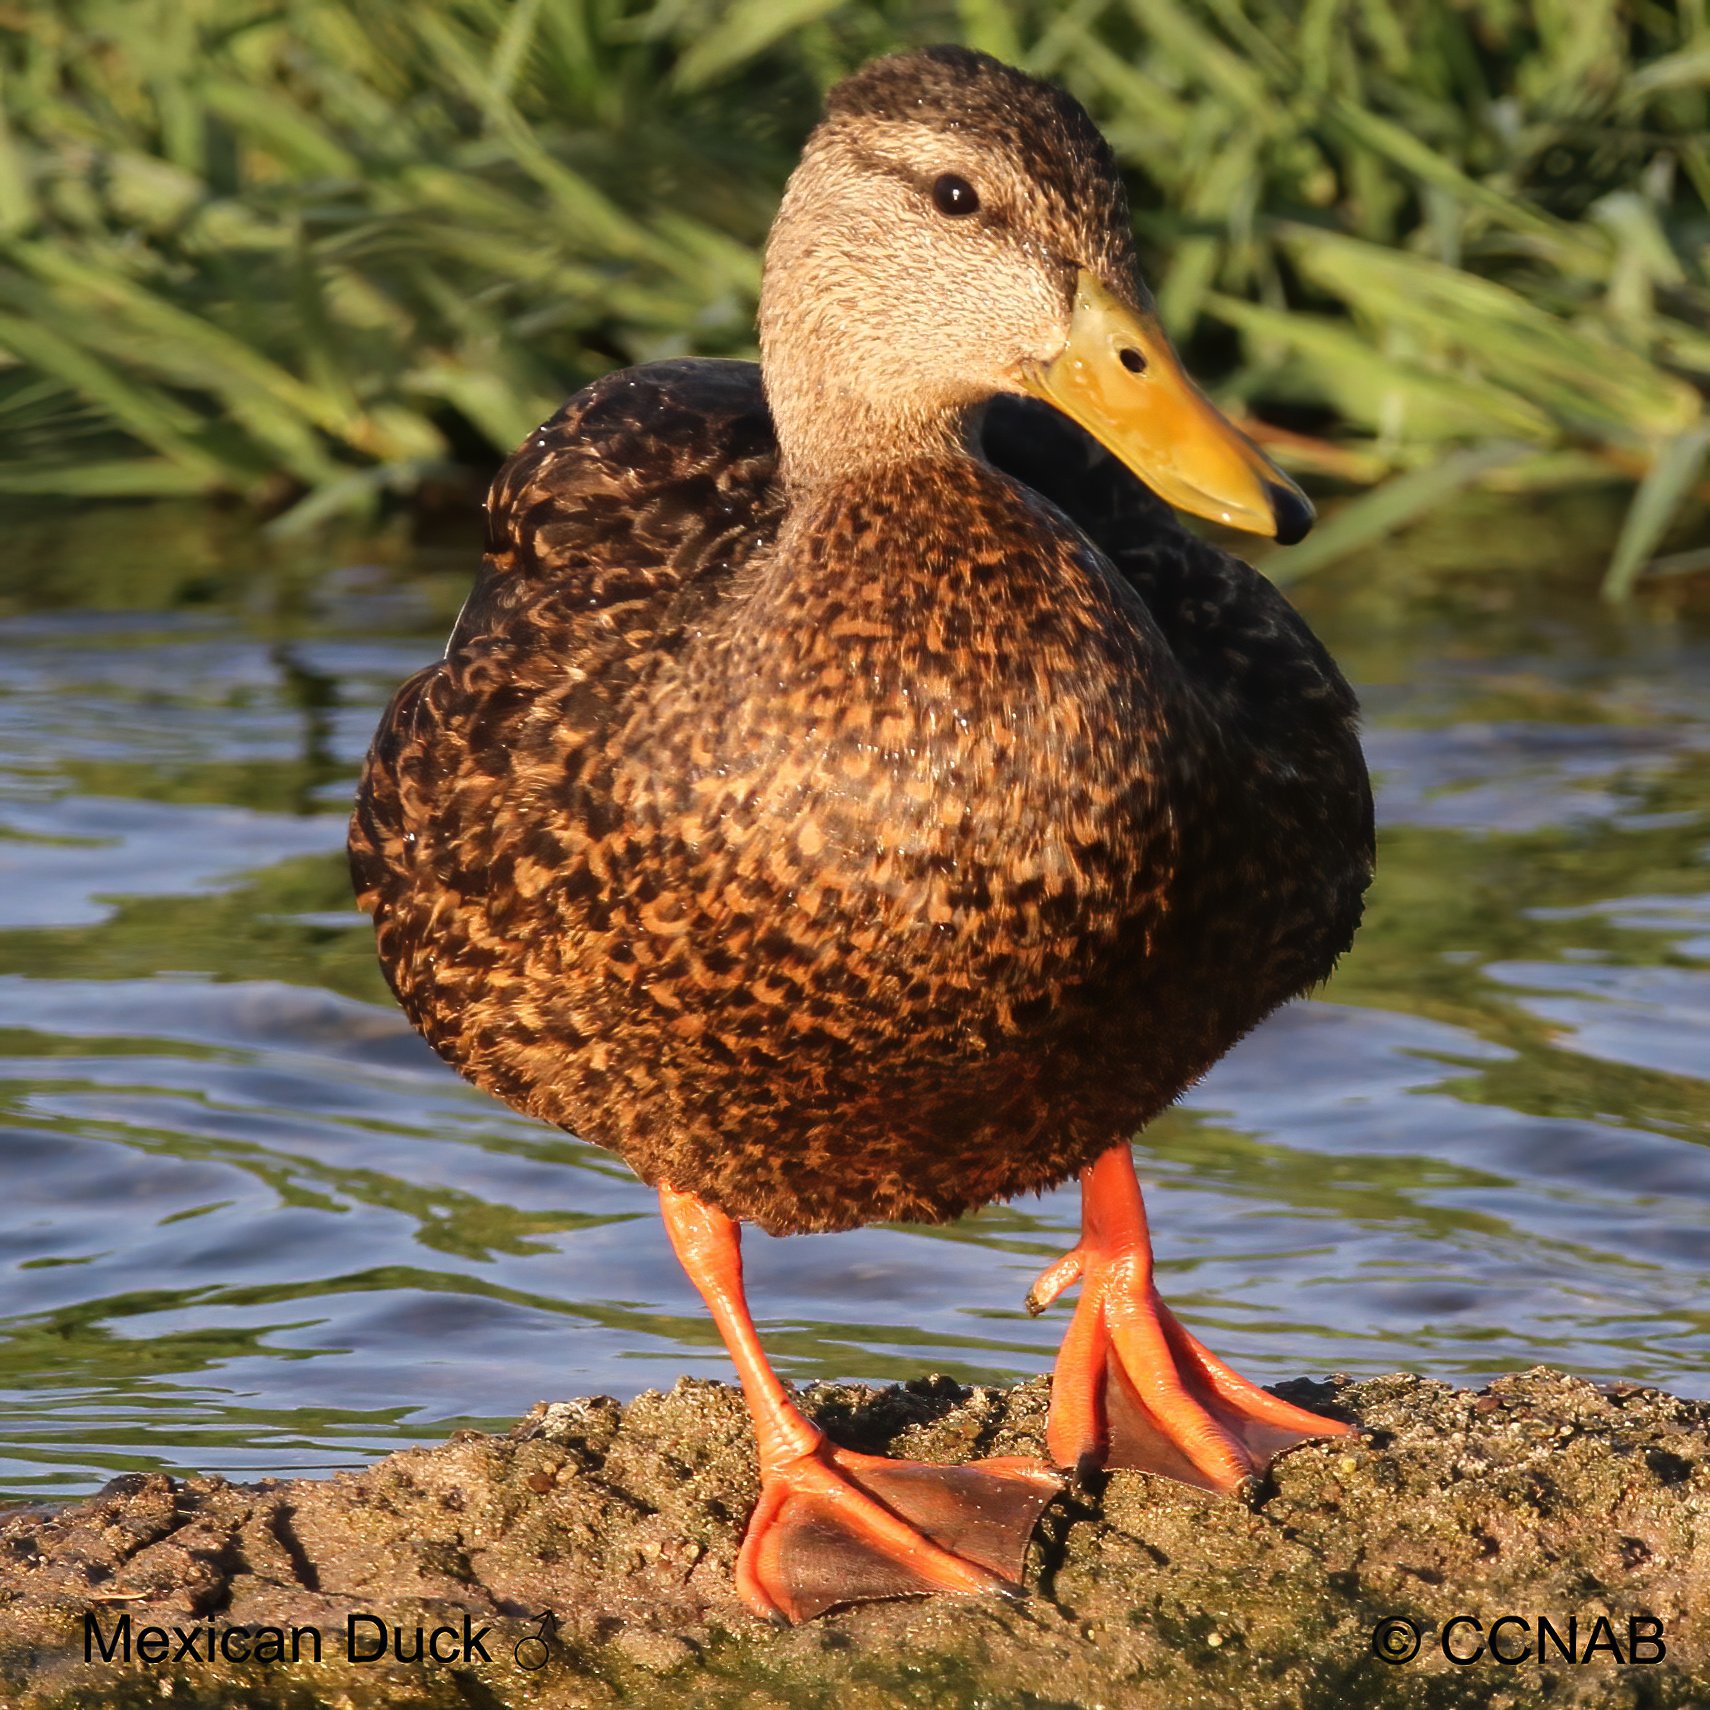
[450, 356, 780, 695]
[983, 392, 1374, 946]
[986, 394, 1370, 781]
[349, 359, 781, 1048]
[982, 394, 1357, 735]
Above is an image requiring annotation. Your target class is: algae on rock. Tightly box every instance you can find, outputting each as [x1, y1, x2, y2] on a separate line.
[1, 1369, 1705, 1708]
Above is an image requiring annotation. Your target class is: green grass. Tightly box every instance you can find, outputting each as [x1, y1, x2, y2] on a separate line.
[0, 0, 1707, 591]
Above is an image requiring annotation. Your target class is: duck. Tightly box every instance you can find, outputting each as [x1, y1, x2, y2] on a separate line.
[349, 44, 1374, 1625]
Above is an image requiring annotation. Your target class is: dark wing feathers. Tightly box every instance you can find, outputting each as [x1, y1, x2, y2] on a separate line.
[350, 360, 782, 1042]
[453, 358, 781, 682]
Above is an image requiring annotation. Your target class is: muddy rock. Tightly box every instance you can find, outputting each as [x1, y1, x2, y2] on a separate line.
[1, 1368, 1705, 1707]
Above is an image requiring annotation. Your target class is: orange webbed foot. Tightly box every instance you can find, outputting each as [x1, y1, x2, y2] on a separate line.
[738, 1441, 1063, 1623]
[1031, 1147, 1353, 1492]
[658, 1181, 1063, 1623]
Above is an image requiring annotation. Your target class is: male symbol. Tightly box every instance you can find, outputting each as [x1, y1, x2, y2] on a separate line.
[513, 1610, 556, 1672]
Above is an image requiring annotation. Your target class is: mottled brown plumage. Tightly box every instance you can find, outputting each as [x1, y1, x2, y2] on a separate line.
[351, 48, 1373, 1244]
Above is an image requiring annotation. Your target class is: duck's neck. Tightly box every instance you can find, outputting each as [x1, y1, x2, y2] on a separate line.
[757, 163, 988, 488]
[761, 368, 984, 491]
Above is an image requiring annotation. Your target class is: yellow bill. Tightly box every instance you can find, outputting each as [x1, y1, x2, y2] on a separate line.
[1019, 272, 1313, 544]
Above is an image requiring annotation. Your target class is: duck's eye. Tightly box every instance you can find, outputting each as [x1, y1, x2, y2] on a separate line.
[931, 173, 980, 217]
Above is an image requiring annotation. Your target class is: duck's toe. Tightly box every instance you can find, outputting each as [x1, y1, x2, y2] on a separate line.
[1038, 1241, 1352, 1490]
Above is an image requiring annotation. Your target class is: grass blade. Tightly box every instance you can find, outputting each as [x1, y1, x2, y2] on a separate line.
[1600, 426, 1710, 600]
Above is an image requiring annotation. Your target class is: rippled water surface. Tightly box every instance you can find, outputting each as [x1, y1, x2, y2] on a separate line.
[2, 500, 1706, 1499]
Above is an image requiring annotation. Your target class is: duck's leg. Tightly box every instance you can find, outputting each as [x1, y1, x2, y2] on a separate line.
[1028, 1144, 1352, 1491]
[660, 1184, 1062, 1623]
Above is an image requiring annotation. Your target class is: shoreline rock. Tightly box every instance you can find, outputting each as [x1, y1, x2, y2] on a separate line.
[2, 1368, 1705, 1707]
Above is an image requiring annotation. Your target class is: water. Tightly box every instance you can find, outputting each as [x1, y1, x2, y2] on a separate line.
[1, 498, 1706, 1501]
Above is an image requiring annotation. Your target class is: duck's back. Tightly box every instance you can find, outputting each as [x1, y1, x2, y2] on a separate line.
[351, 359, 1371, 1233]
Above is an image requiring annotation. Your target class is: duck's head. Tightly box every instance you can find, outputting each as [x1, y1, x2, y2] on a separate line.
[759, 45, 1310, 543]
